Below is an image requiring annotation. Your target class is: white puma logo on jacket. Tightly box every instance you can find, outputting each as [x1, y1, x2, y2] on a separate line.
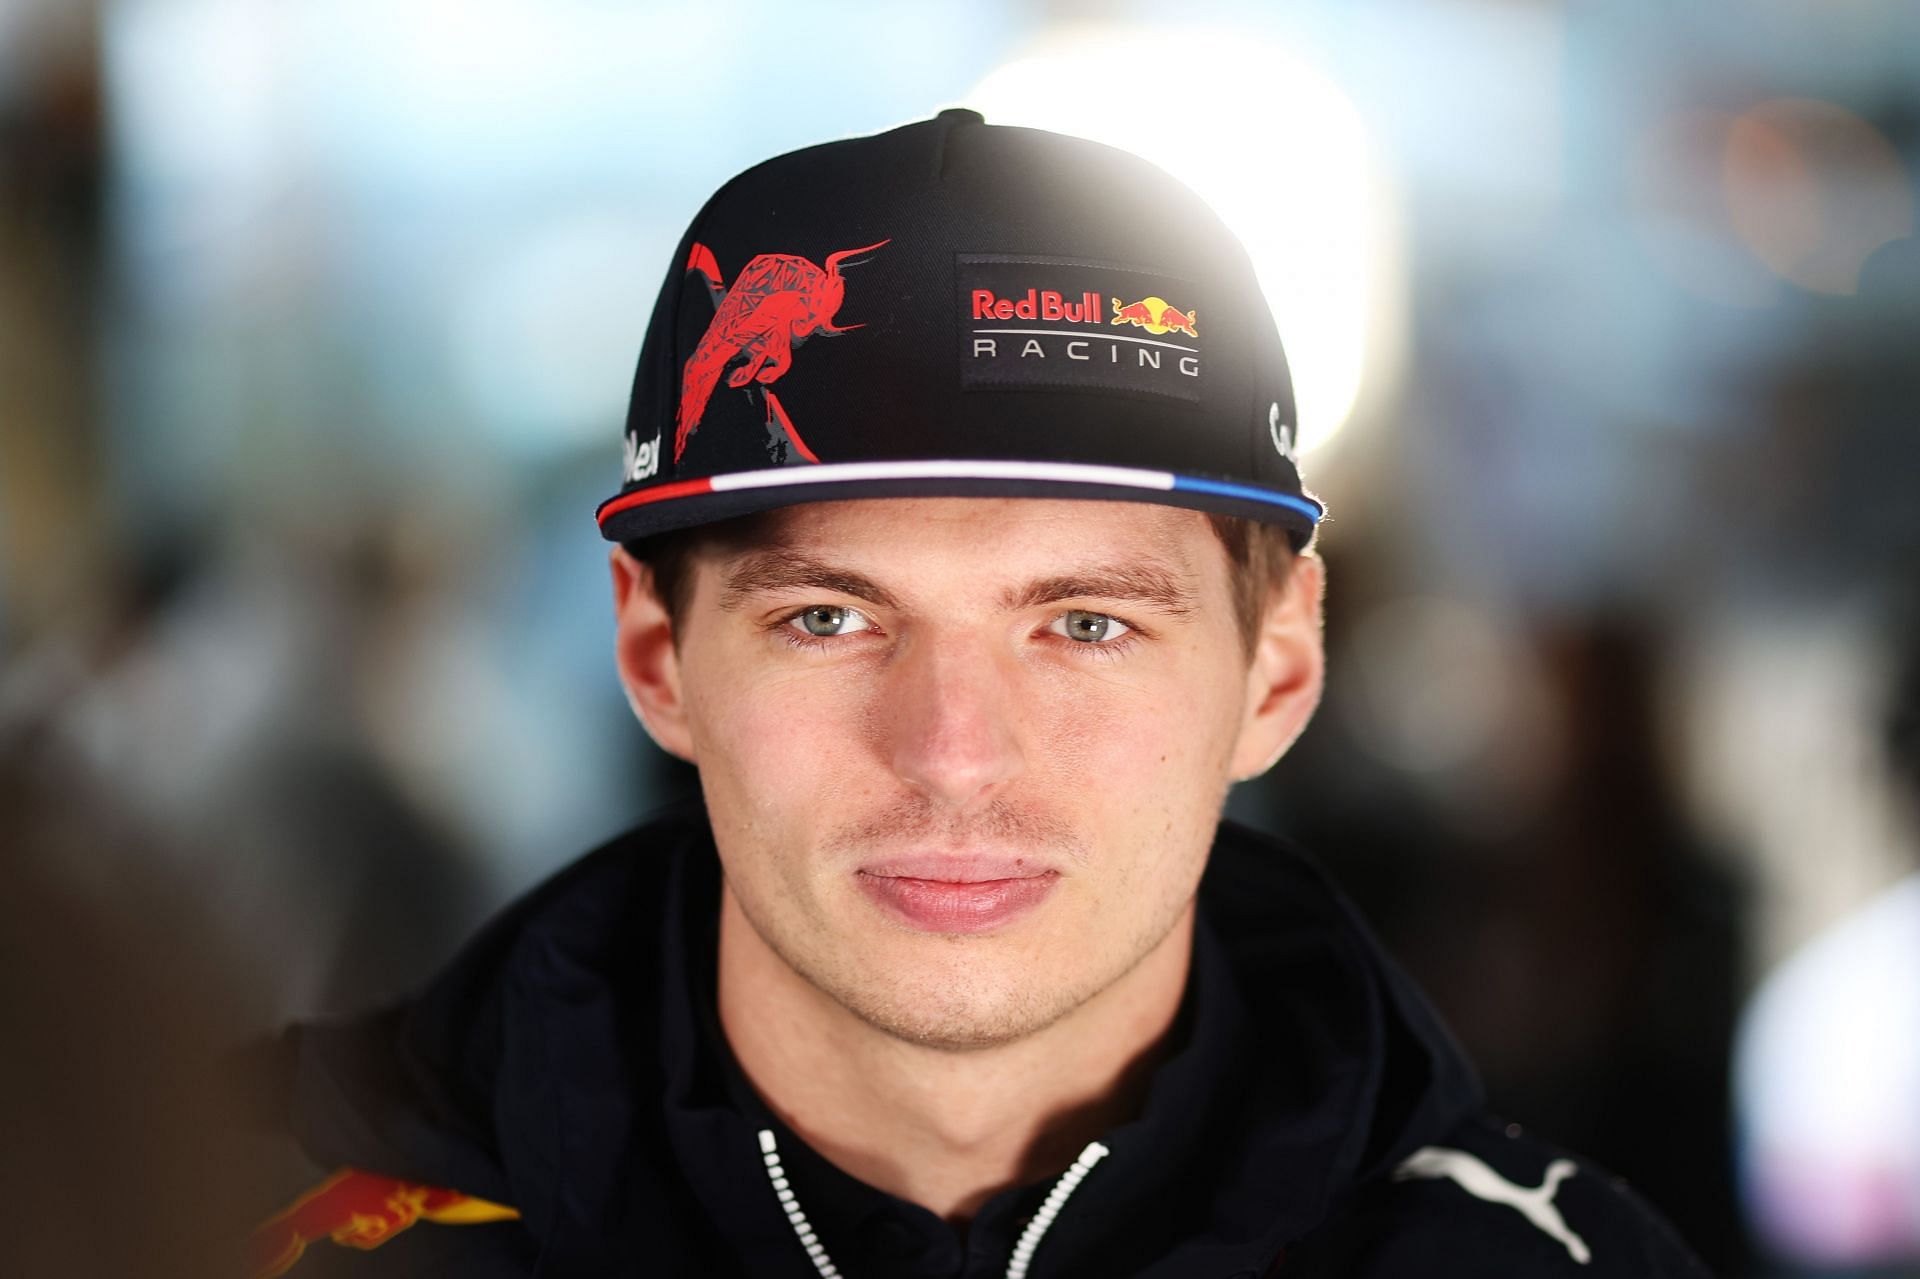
[1394, 1146, 1591, 1264]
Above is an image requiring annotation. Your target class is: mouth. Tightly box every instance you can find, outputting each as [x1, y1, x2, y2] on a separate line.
[857, 853, 1054, 883]
[855, 857, 1060, 935]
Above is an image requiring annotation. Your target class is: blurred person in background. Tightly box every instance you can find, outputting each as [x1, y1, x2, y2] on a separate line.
[0, 20, 267, 1275]
[245, 112, 1707, 1278]
[0, 737, 266, 1279]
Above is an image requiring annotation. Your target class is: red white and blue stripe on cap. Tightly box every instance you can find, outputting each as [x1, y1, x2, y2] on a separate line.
[595, 459, 1326, 535]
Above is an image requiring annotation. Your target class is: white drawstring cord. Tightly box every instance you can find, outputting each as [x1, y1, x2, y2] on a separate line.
[1004, 1139, 1109, 1279]
[755, 1128, 1110, 1279]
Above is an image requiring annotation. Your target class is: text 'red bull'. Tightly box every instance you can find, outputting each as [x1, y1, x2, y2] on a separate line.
[971, 289, 1103, 324]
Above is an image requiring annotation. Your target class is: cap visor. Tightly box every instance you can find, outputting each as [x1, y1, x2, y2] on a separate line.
[597, 460, 1321, 547]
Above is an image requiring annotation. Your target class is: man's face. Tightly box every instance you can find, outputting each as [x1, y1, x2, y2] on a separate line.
[617, 497, 1319, 1051]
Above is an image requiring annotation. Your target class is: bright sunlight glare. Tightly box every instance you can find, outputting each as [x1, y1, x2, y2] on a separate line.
[967, 26, 1399, 455]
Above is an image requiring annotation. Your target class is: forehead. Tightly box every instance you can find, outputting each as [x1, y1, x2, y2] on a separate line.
[703, 497, 1224, 579]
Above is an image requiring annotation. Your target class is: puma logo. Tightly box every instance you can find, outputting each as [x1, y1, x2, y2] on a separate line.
[1394, 1146, 1590, 1264]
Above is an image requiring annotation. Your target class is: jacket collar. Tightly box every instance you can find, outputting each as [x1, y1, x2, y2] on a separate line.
[286, 809, 1481, 1276]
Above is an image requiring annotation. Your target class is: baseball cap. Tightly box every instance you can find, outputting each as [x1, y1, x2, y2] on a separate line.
[596, 108, 1324, 548]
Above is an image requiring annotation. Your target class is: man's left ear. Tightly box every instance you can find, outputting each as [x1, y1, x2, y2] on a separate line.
[1228, 553, 1326, 781]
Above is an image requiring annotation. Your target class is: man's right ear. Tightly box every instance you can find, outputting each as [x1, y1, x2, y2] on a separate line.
[610, 547, 697, 763]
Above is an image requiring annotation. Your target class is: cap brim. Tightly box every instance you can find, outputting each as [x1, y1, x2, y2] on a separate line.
[596, 459, 1322, 548]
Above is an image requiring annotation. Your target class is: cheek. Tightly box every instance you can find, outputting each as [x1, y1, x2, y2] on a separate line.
[683, 652, 882, 826]
[1071, 645, 1245, 761]
[1035, 670, 1234, 924]
[1025, 655, 1246, 820]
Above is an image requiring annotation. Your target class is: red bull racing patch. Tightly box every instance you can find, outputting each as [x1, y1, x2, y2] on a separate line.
[958, 254, 1202, 404]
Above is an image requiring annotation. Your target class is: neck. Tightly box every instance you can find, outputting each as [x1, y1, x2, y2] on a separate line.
[716, 887, 1194, 1224]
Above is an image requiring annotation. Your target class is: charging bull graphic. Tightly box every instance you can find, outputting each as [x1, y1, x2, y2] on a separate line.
[1110, 295, 1198, 339]
[677, 238, 889, 465]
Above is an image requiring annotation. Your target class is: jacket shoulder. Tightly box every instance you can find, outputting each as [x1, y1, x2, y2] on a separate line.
[1287, 1115, 1711, 1277]
[250, 1168, 533, 1279]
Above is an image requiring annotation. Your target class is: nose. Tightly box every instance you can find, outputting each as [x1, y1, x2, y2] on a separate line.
[884, 632, 1026, 812]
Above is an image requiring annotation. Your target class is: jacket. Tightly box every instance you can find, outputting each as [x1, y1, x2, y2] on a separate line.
[256, 807, 1710, 1277]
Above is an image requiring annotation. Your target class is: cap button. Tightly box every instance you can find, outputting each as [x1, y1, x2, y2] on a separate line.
[936, 106, 985, 127]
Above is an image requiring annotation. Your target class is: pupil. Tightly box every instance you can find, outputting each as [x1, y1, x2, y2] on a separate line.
[1069, 612, 1108, 641]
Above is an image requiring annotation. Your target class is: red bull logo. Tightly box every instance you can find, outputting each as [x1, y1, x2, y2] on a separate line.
[1110, 296, 1198, 339]
[957, 254, 1204, 404]
[971, 288, 1103, 324]
[251, 1168, 519, 1277]
[677, 237, 888, 465]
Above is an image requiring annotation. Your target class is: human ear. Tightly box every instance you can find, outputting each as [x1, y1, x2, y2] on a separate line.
[610, 546, 697, 763]
[1228, 552, 1326, 781]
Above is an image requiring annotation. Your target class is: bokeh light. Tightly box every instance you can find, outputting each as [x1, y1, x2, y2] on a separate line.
[1724, 98, 1914, 296]
[967, 24, 1400, 456]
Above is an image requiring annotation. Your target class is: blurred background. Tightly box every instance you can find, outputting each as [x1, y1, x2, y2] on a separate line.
[3, 1, 1917, 1273]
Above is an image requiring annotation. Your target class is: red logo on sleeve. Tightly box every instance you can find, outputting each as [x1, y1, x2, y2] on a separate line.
[250, 1168, 518, 1277]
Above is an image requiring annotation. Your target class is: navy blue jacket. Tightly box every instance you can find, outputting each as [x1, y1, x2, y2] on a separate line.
[261, 809, 1709, 1277]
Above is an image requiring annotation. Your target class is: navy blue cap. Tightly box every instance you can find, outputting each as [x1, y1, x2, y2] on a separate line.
[598, 109, 1323, 547]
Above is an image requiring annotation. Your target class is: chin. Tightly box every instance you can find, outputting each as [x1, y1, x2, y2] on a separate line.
[846, 990, 1076, 1053]
[820, 957, 1089, 1053]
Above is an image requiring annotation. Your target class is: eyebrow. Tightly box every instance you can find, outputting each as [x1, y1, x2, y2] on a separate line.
[715, 552, 1197, 618]
[1002, 566, 1195, 617]
[716, 552, 905, 612]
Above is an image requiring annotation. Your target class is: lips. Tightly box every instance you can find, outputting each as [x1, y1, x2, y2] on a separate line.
[856, 857, 1059, 934]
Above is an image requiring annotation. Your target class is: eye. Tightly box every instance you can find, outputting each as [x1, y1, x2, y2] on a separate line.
[1050, 610, 1133, 644]
[787, 604, 872, 638]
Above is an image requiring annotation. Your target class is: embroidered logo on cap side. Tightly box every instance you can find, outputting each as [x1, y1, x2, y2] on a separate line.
[676, 238, 887, 465]
[1268, 401, 1297, 464]
[958, 254, 1202, 404]
[623, 429, 661, 482]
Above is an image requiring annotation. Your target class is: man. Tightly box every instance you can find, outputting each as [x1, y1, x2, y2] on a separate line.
[254, 110, 1707, 1276]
